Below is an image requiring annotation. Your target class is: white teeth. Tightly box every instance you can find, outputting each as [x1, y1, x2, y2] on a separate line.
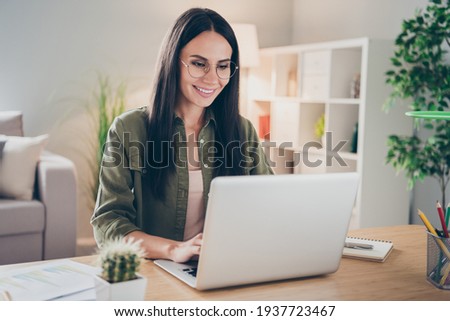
[195, 86, 214, 94]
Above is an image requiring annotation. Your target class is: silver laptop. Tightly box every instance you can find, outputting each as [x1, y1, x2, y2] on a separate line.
[154, 172, 359, 290]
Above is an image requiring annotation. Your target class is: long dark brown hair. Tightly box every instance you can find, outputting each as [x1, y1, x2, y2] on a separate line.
[147, 8, 244, 200]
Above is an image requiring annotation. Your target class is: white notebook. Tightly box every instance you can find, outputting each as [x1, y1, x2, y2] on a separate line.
[343, 236, 394, 262]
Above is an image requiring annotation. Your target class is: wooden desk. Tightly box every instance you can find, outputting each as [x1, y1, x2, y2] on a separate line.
[74, 225, 450, 300]
[1, 225, 449, 300]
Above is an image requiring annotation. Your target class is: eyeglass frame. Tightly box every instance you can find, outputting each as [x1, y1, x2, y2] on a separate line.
[179, 58, 239, 80]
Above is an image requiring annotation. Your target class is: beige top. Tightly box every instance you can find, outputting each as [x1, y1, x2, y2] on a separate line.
[183, 169, 205, 240]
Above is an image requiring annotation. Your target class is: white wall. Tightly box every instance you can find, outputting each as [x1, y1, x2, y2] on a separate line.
[292, 0, 429, 44]
[0, 0, 294, 251]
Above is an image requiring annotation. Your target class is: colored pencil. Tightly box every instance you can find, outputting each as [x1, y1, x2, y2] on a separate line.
[440, 263, 450, 286]
[446, 203, 450, 227]
[418, 209, 450, 259]
[436, 201, 449, 238]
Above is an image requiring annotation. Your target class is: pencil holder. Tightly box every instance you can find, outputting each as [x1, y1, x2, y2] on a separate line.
[426, 232, 450, 290]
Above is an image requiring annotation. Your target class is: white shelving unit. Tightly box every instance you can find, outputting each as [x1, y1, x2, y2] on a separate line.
[244, 38, 412, 229]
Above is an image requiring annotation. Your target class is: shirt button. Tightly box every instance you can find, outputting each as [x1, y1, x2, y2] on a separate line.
[204, 164, 209, 168]
[199, 139, 205, 144]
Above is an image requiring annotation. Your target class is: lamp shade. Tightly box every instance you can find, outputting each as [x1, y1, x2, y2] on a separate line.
[231, 23, 260, 68]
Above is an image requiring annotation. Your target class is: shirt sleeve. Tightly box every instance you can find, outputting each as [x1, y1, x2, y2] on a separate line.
[90, 117, 141, 246]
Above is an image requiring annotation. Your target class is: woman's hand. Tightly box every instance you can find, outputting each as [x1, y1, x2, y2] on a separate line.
[169, 233, 203, 263]
[125, 231, 203, 263]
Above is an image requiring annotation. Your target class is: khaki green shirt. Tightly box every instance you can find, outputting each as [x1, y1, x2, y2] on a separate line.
[91, 106, 273, 245]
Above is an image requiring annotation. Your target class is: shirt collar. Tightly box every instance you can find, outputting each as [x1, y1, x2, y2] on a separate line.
[173, 107, 216, 127]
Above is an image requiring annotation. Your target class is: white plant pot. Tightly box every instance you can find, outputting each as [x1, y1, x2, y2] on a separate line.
[94, 274, 147, 301]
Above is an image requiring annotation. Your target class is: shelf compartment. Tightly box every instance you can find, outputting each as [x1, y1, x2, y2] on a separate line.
[247, 100, 271, 140]
[273, 54, 299, 97]
[302, 50, 331, 75]
[299, 50, 331, 100]
[301, 75, 329, 100]
[299, 103, 325, 147]
[330, 47, 362, 99]
[326, 103, 359, 153]
[270, 101, 301, 147]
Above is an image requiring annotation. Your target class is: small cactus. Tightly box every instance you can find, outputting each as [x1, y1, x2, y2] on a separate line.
[97, 237, 145, 283]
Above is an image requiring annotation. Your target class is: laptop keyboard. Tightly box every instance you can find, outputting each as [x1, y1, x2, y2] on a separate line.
[182, 267, 197, 278]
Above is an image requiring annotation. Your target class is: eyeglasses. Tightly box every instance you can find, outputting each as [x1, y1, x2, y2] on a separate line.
[180, 58, 238, 79]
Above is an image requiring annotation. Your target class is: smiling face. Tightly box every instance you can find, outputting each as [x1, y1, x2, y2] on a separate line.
[176, 31, 233, 114]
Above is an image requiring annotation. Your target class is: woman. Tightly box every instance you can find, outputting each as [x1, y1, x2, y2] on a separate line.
[91, 8, 273, 263]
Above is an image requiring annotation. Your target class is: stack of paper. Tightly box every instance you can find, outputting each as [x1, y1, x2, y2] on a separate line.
[0, 259, 100, 301]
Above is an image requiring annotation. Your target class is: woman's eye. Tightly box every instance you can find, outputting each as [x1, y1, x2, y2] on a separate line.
[218, 64, 229, 70]
[192, 61, 206, 68]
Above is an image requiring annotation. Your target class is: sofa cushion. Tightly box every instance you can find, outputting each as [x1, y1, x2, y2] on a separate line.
[0, 199, 45, 236]
[0, 233, 43, 264]
[0, 134, 49, 200]
[0, 111, 23, 136]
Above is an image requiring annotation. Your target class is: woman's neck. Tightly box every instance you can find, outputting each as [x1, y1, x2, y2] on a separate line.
[176, 106, 206, 137]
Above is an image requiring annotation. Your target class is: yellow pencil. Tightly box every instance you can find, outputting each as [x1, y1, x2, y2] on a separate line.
[439, 262, 450, 285]
[418, 209, 438, 235]
[440, 263, 450, 286]
[418, 209, 450, 260]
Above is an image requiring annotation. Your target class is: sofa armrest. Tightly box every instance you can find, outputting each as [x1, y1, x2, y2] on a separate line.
[37, 151, 77, 259]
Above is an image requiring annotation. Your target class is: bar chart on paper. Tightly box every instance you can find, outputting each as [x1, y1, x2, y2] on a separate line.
[0, 259, 99, 300]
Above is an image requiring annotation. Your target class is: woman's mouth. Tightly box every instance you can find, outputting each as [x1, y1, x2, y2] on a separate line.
[194, 85, 215, 97]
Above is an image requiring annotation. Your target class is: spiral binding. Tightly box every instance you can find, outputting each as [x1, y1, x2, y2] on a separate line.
[346, 236, 392, 243]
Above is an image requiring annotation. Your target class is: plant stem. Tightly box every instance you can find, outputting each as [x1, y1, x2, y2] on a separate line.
[439, 175, 446, 209]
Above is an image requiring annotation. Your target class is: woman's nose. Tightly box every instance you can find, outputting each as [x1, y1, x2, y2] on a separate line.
[201, 67, 219, 83]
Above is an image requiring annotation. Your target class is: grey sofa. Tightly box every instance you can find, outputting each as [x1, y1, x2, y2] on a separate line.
[0, 111, 77, 264]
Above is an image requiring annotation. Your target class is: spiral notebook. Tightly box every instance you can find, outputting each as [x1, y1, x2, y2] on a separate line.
[343, 236, 394, 262]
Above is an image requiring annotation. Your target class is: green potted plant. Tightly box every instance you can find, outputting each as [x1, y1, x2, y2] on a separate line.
[384, 0, 450, 206]
[91, 74, 127, 200]
[94, 237, 147, 301]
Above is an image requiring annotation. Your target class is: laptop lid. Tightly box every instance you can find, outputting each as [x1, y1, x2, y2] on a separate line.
[195, 172, 359, 290]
